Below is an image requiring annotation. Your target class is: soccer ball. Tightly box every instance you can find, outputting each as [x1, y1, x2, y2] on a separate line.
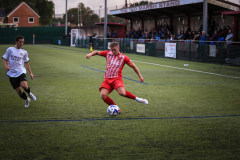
[107, 105, 120, 116]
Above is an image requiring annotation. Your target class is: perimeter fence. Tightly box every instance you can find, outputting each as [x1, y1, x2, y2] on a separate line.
[75, 38, 240, 66]
[0, 26, 70, 45]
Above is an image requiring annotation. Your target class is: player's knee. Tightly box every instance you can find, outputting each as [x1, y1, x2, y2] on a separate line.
[21, 84, 28, 90]
[15, 88, 22, 95]
[118, 91, 126, 97]
[100, 93, 107, 100]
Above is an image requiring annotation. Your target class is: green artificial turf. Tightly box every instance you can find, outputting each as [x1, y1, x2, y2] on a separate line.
[0, 44, 239, 160]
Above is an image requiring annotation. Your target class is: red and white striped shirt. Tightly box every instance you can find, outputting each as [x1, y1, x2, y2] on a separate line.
[100, 51, 131, 78]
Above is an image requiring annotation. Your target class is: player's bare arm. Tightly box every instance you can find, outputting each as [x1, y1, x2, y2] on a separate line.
[86, 51, 101, 59]
[128, 62, 144, 82]
[25, 62, 34, 79]
[3, 59, 10, 71]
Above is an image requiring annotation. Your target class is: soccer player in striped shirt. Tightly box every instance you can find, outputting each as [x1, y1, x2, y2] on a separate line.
[86, 42, 148, 113]
[2, 35, 36, 107]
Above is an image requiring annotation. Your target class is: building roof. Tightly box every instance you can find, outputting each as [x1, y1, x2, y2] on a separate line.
[7, 2, 40, 18]
[95, 22, 126, 26]
[110, 0, 240, 20]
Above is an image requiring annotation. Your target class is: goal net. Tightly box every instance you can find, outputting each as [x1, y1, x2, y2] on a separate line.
[70, 29, 86, 46]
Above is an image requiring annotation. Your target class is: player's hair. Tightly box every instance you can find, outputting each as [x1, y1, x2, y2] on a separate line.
[110, 42, 119, 48]
[15, 35, 24, 42]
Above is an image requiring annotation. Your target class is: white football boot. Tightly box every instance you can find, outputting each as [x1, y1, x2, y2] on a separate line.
[136, 97, 148, 105]
[25, 97, 30, 107]
[28, 92, 37, 101]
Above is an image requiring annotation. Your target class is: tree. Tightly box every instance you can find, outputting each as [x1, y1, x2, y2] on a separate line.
[130, 1, 152, 7]
[101, 15, 125, 23]
[0, 0, 54, 25]
[36, 0, 54, 25]
[63, 3, 100, 27]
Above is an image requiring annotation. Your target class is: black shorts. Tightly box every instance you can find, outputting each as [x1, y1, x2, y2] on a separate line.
[9, 73, 27, 89]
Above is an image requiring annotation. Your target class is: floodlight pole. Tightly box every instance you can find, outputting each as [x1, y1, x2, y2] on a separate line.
[104, 0, 108, 49]
[65, 0, 68, 35]
[203, 0, 208, 34]
[78, 7, 80, 27]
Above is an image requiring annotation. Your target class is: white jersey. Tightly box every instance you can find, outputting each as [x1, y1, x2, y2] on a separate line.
[2, 47, 29, 77]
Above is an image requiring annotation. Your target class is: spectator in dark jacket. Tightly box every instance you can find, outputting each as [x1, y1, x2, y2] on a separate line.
[199, 31, 208, 61]
[112, 30, 118, 38]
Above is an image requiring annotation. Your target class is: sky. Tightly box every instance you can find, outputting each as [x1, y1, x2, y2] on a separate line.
[51, 0, 240, 15]
[51, 0, 161, 15]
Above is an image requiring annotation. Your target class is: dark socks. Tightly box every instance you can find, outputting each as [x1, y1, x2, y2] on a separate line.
[20, 92, 27, 100]
[24, 87, 30, 94]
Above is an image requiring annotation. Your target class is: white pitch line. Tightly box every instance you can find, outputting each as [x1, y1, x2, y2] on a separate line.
[132, 60, 240, 79]
[37, 45, 240, 79]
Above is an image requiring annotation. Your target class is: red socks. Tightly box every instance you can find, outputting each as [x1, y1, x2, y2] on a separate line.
[125, 91, 136, 99]
[103, 96, 116, 105]
[103, 91, 136, 105]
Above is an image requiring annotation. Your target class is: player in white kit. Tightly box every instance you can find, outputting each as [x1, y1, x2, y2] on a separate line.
[2, 35, 36, 107]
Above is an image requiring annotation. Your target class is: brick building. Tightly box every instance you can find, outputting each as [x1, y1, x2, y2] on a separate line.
[6, 2, 40, 27]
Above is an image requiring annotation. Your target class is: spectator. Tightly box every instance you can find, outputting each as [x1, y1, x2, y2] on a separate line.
[157, 21, 163, 32]
[185, 25, 191, 34]
[211, 30, 219, 42]
[129, 31, 133, 38]
[200, 31, 208, 44]
[134, 30, 138, 39]
[88, 33, 93, 48]
[107, 31, 112, 38]
[225, 29, 233, 44]
[160, 28, 165, 39]
[177, 31, 184, 40]
[149, 28, 156, 36]
[141, 32, 146, 39]
[222, 26, 228, 38]
[151, 35, 156, 40]
[93, 33, 98, 39]
[124, 32, 129, 38]
[192, 31, 197, 40]
[170, 34, 174, 41]
[184, 26, 191, 40]
[112, 30, 118, 38]
[110, 30, 114, 36]
[195, 32, 201, 58]
[163, 22, 169, 31]
[137, 29, 141, 37]
[186, 31, 194, 40]
[146, 33, 151, 39]
[165, 30, 171, 39]
[199, 31, 208, 61]
[195, 32, 201, 43]
[217, 26, 222, 34]
[225, 29, 234, 62]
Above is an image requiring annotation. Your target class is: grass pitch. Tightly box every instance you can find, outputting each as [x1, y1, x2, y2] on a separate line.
[0, 44, 240, 159]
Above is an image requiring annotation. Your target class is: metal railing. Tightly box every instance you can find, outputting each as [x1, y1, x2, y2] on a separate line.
[75, 38, 240, 66]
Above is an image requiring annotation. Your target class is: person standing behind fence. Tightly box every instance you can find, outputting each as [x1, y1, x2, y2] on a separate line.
[225, 29, 234, 62]
[112, 30, 118, 38]
[88, 34, 93, 51]
[195, 32, 201, 59]
[199, 31, 208, 61]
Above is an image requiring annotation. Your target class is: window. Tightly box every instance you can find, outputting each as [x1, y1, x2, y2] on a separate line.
[13, 17, 19, 23]
[28, 17, 34, 23]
